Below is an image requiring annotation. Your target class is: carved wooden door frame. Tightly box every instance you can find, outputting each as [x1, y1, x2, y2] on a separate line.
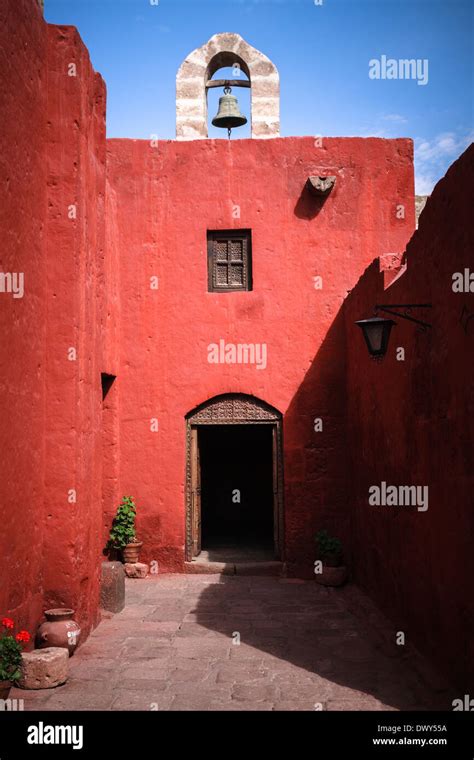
[185, 394, 284, 562]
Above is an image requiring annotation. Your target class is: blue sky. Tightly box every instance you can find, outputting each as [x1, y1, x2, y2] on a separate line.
[44, 0, 473, 194]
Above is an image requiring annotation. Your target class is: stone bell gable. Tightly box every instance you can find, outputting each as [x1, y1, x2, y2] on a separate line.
[176, 33, 280, 140]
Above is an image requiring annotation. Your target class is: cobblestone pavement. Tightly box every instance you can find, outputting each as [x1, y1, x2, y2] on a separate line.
[12, 575, 453, 711]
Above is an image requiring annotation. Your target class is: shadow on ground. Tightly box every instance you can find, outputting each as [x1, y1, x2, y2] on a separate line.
[10, 576, 453, 712]
[192, 575, 451, 711]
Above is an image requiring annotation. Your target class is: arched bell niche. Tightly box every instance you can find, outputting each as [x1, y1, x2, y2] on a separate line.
[176, 33, 280, 140]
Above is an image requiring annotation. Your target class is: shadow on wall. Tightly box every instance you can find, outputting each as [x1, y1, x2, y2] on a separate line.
[193, 145, 474, 703]
[294, 185, 331, 220]
[275, 144, 474, 693]
[342, 144, 474, 693]
[282, 307, 350, 577]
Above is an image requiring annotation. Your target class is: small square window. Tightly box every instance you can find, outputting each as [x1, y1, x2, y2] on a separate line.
[207, 230, 252, 292]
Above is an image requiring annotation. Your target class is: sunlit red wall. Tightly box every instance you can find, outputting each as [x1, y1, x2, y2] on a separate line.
[0, 0, 48, 636]
[106, 136, 415, 575]
[42, 22, 108, 638]
[3, 0, 437, 654]
[0, 0, 109, 640]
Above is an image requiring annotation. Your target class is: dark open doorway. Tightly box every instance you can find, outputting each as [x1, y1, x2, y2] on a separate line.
[185, 394, 284, 565]
[199, 424, 274, 560]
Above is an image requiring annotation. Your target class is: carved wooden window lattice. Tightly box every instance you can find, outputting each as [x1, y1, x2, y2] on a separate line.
[207, 230, 252, 292]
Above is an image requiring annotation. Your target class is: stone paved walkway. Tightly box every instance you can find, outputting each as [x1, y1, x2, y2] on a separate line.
[12, 576, 452, 711]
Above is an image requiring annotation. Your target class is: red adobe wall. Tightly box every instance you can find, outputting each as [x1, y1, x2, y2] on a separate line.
[106, 136, 415, 575]
[344, 144, 474, 689]
[3, 1, 471, 683]
[42, 24, 108, 638]
[0, 0, 48, 634]
[0, 0, 109, 641]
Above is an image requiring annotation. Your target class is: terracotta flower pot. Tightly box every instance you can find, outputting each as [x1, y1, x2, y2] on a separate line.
[315, 564, 348, 587]
[0, 680, 11, 700]
[318, 551, 342, 568]
[36, 609, 81, 656]
[123, 541, 143, 563]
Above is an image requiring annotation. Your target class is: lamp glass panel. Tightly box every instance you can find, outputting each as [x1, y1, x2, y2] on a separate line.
[367, 323, 384, 353]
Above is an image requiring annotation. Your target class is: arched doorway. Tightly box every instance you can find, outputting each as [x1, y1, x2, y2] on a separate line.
[185, 394, 284, 563]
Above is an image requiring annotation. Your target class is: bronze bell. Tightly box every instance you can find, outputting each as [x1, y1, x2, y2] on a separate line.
[212, 86, 247, 138]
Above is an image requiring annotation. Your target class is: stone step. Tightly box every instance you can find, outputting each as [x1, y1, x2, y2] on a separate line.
[184, 560, 286, 577]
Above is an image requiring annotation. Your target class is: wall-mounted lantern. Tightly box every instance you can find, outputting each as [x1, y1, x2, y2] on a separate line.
[355, 317, 396, 359]
[355, 304, 432, 360]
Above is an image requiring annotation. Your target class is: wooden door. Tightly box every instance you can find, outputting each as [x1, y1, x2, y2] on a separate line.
[190, 427, 201, 556]
[272, 424, 280, 559]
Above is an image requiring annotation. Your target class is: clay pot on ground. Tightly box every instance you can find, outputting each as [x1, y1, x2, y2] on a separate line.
[321, 551, 342, 568]
[314, 552, 348, 587]
[123, 541, 143, 563]
[36, 609, 81, 656]
[315, 564, 348, 587]
[0, 680, 11, 699]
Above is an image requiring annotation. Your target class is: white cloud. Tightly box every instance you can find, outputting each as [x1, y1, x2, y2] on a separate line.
[355, 120, 472, 195]
[415, 171, 438, 196]
[381, 113, 408, 124]
[357, 112, 409, 138]
[358, 128, 393, 138]
[414, 129, 474, 194]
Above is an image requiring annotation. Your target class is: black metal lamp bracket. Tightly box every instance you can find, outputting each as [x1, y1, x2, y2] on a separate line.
[374, 304, 433, 330]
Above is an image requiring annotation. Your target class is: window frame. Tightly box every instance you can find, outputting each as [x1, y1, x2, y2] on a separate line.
[207, 229, 252, 293]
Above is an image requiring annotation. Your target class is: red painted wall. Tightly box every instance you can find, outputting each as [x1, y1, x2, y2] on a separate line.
[42, 23, 108, 638]
[106, 136, 415, 575]
[344, 144, 474, 690]
[0, 0, 48, 634]
[0, 1, 109, 640]
[3, 4, 471, 692]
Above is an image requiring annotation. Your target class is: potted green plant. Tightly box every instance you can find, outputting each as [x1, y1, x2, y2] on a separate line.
[314, 529, 347, 587]
[107, 496, 143, 563]
[0, 617, 31, 698]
